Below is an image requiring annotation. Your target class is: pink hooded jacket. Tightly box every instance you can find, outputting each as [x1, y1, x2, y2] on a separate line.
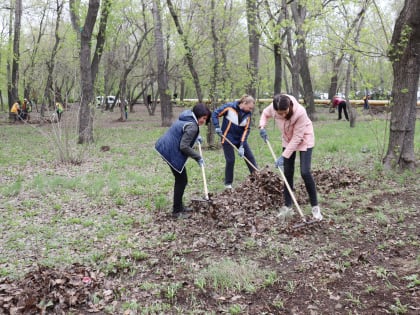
[259, 94, 315, 159]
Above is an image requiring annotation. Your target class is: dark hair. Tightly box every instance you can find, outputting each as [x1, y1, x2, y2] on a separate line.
[273, 94, 293, 119]
[193, 103, 212, 125]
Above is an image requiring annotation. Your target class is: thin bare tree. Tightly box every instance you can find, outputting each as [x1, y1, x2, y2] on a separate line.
[167, 0, 203, 102]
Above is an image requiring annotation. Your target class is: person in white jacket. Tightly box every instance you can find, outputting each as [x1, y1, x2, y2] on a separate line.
[259, 94, 323, 221]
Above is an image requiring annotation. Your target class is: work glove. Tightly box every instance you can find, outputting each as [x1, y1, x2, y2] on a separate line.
[259, 128, 268, 143]
[215, 127, 223, 137]
[275, 156, 284, 169]
[197, 158, 204, 167]
[238, 145, 245, 158]
[196, 135, 203, 144]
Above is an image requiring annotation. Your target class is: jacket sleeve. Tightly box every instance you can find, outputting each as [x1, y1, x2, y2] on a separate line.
[211, 103, 230, 128]
[259, 103, 275, 129]
[180, 123, 201, 161]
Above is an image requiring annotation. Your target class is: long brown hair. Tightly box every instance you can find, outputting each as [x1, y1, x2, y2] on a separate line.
[273, 94, 294, 119]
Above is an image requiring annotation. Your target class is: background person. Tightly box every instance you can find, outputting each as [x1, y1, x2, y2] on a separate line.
[10, 101, 21, 123]
[212, 94, 258, 189]
[259, 94, 323, 221]
[332, 95, 349, 121]
[56, 102, 64, 121]
[363, 94, 370, 110]
[155, 103, 211, 219]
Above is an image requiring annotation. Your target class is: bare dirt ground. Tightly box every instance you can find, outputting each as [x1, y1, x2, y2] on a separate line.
[1, 103, 419, 314]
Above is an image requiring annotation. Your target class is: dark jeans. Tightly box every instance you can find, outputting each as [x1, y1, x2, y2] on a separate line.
[170, 165, 188, 212]
[338, 101, 349, 120]
[283, 148, 318, 207]
[222, 141, 257, 185]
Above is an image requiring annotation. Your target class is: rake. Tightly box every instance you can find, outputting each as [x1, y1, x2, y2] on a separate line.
[265, 140, 320, 228]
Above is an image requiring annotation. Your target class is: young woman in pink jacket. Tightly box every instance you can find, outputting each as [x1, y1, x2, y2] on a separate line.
[259, 94, 323, 221]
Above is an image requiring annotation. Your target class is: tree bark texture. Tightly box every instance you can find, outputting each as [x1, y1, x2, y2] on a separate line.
[273, 43, 282, 95]
[153, 0, 172, 127]
[10, 0, 22, 105]
[290, 2, 315, 118]
[246, 0, 259, 98]
[78, 0, 100, 143]
[91, 0, 111, 86]
[384, 0, 420, 170]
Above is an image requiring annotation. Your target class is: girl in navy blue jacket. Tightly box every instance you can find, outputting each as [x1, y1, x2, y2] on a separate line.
[212, 95, 258, 189]
[155, 103, 211, 218]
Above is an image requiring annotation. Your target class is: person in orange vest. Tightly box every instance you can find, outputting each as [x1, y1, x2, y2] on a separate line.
[56, 102, 64, 121]
[21, 98, 32, 121]
[10, 101, 21, 123]
[363, 94, 370, 110]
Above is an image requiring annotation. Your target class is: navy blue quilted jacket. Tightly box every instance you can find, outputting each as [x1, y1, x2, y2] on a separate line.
[155, 110, 201, 173]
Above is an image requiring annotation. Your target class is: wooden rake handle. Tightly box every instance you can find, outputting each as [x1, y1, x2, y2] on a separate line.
[197, 142, 209, 200]
[266, 140, 305, 221]
[220, 135, 259, 172]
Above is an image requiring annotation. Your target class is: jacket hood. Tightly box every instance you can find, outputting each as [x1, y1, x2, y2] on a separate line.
[179, 110, 198, 124]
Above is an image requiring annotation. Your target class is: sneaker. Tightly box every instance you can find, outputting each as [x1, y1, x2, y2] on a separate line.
[277, 206, 293, 218]
[312, 206, 323, 221]
[225, 184, 232, 189]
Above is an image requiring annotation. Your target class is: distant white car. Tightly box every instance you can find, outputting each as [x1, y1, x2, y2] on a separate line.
[106, 95, 116, 106]
[96, 96, 104, 107]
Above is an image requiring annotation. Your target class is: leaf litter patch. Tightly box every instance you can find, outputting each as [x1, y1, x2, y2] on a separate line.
[190, 166, 363, 235]
[0, 264, 113, 314]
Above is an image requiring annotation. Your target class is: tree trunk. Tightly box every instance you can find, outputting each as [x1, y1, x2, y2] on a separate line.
[91, 0, 111, 85]
[73, 0, 100, 144]
[384, 0, 420, 170]
[152, 0, 172, 127]
[344, 57, 357, 127]
[273, 43, 282, 95]
[7, 0, 13, 110]
[327, 56, 343, 99]
[290, 2, 315, 119]
[10, 0, 22, 105]
[246, 0, 259, 98]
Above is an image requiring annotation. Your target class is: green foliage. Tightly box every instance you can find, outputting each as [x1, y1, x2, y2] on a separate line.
[389, 298, 408, 314]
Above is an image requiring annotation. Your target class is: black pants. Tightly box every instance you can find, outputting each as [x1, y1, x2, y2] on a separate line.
[222, 141, 257, 185]
[338, 101, 349, 120]
[170, 165, 188, 212]
[283, 148, 318, 207]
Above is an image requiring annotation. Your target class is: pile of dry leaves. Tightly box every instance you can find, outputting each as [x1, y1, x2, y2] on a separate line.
[0, 264, 113, 314]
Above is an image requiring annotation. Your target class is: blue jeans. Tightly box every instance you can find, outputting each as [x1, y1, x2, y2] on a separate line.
[222, 142, 257, 185]
[283, 148, 318, 207]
